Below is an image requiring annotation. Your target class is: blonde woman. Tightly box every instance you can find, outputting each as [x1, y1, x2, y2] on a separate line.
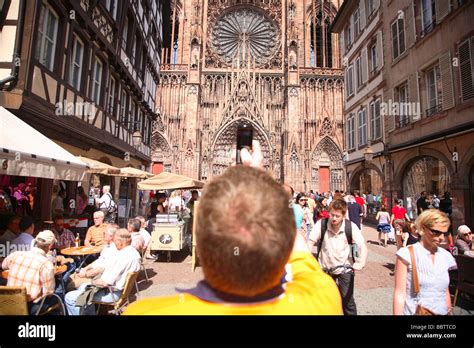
[393, 209, 456, 315]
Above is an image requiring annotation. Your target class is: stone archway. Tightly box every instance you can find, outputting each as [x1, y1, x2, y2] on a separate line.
[151, 131, 172, 172]
[311, 136, 344, 193]
[209, 118, 273, 178]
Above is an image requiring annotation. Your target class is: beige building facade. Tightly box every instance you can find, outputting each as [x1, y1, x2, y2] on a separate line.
[335, 0, 474, 228]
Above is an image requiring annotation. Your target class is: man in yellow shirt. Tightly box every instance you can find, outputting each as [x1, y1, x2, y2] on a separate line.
[124, 141, 342, 315]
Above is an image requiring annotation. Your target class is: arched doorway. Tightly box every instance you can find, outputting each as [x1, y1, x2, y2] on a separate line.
[350, 167, 383, 217]
[311, 137, 344, 193]
[210, 118, 272, 178]
[403, 156, 451, 217]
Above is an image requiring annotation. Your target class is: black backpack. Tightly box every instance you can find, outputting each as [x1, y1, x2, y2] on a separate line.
[316, 218, 356, 263]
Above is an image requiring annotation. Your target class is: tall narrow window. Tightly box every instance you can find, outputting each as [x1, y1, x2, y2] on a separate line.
[120, 89, 128, 124]
[459, 37, 474, 101]
[347, 114, 355, 150]
[426, 65, 442, 116]
[310, 11, 333, 68]
[347, 64, 354, 97]
[105, 0, 117, 20]
[91, 57, 103, 105]
[421, 0, 436, 36]
[69, 35, 84, 90]
[355, 56, 362, 89]
[35, 2, 58, 71]
[358, 108, 367, 146]
[391, 17, 406, 59]
[108, 76, 116, 117]
[370, 99, 382, 140]
[354, 8, 360, 38]
[396, 83, 409, 127]
[369, 42, 377, 73]
[122, 17, 129, 51]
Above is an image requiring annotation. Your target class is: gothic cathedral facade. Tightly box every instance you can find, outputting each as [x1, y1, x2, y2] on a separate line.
[153, 0, 345, 193]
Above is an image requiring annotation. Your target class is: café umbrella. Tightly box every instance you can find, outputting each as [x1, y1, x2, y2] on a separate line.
[137, 171, 205, 191]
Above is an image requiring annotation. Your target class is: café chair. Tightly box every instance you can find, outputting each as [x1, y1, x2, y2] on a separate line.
[134, 250, 150, 297]
[453, 255, 474, 306]
[0, 286, 66, 315]
[92, 271, 139, 315]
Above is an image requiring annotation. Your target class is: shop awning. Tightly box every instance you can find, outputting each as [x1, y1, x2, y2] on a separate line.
[137, 172, 205, 190]
[76, 156, 121, 175]
[0, 107, 89, 181]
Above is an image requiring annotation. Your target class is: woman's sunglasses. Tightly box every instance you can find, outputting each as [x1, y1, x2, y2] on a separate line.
[425, 226, 450, 237]
[299, 199, 307, 202]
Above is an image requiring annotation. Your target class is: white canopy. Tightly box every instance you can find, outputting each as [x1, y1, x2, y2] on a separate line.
[0, 107, 89, 181]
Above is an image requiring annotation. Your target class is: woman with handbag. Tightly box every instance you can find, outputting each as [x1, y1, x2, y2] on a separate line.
[393, 209, 457, 315]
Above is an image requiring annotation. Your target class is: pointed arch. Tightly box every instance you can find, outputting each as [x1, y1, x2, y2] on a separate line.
[311, 136, 344, 192]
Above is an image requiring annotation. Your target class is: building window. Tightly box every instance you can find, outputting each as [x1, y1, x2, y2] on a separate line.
[370, 99, 382, 140]
[391, 17, 406, 60]
[347, 114, 355, 150]
[69, 35, 84, 90]
[91, 57, 103, 105]
[354, 8, 360, 38]
[130, 101, 137, 132]
[346, 64, 354, 97]
[367, 0, 375, 15]
[35, 2, 58, 71]
[421, 0, 436, 36]
[355, 56, 362, 89]
[369, 41, 377, 74]
[122, 17, 129, 51]
[358, 108, 368, 147]
[120, 88, 128, 124]
[105, 0, 117, 20]
[108, 76, 116, 117]
[396, 83, 409, 127]
[459, 37, 474, 102]
[425, 65, 442, 116]
[131, 35, 137, 67]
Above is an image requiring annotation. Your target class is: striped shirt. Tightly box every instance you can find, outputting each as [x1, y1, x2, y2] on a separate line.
[1, 247, 55, 302]
[51, 227, 76, 249]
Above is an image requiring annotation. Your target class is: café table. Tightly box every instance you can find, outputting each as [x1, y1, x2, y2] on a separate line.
[1, 264, 67, 279]
[60, 245, 103, 269]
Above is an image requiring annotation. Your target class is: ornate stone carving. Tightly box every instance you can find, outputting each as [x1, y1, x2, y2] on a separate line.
[319, 117, 333, 137]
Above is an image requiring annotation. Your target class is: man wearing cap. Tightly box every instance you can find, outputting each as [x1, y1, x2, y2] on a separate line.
[11, 216, 35, 251]
[455, 225, 473, 256]
[2, 230, 58, 314]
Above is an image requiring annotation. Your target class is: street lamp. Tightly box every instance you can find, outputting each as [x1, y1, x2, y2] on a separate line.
[132, 130, 142, 148]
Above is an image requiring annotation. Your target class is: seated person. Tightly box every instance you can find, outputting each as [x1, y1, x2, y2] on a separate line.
[0, 215, 21, 245]
[84, 211, 107, 246]
[65, 229, 141, 315]
[2, 230, 58, 314]
[124, 141, 342, 315]
[135, 216, 154, 260]
[127, 218, 145, 252]
[455, 225, 472, 256]
[69, 224, 119, 289]
[11, 216, 35, 251]
[50, 215, 76, 249]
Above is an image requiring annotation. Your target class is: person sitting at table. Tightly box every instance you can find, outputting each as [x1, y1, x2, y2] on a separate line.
[135, 216, 155, 260]
[50, 215, 76, 249]
[0, 215, 21, 245]
[69, 224, 119, 289]
[127, 218, 145, 252]
[2, 230, 59, 314]
[84, 211, 107, 247]
[10, 216, 35, 251]
[65, 229, 141, 315]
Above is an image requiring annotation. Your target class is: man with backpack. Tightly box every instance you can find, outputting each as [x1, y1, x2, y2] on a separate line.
[96, 185, 117, 223]
[307, 199, 368, 315]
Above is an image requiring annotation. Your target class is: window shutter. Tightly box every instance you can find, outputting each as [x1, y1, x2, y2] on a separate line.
[408, 73, 420, 122]
[360, 0, 366, 30]
[405, 5, 415, 47]
[439, 51, 455, 110]
[384, 89, 395, 132]
[459, 39, 474, 101]
[361, 47, 368, 83]
[376, 30, 384, 69]
[436, 0, 451, 23]
[350, 14, 354, 44]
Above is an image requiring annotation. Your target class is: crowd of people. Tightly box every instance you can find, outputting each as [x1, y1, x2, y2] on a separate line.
[0, 140, 471, 316]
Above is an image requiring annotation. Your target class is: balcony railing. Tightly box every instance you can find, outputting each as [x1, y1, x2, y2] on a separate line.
[426, 103, 443, 117]
[420, 21, 436, 37]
